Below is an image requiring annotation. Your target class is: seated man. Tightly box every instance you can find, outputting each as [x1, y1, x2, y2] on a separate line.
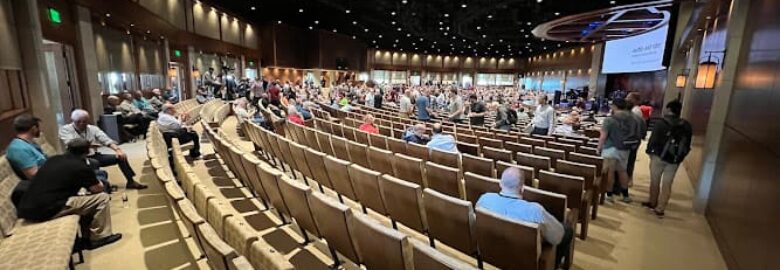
[17, 138, 122, 250]
[477, 167, 573, 269]
[158, 103, 201, 158]
[402, 123, 430, 145]
[60, 109, 147, 189]
[426, 123, 458, 153]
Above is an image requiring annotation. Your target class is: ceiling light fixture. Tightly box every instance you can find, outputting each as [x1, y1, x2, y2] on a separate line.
[391, 11, 396, 16]
[554, 12, 560, 16]
[461, 3, 467, 8]
[346, 9, 351, 13]
[299, 8, 304, 13]
[251, 6, 256, 10]
[444, 13, 449, 17]
[105, 13, 111, 17]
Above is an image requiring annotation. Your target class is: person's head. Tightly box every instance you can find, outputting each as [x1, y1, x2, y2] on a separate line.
[107, 95, 120, 106]
[499, 167, 524, 196]
[537, 94, 548, 105]
[469, 94, 478, 102]
[133, 90, 143, 99]
[612, 98, 629, 111]
[71, 109, 91, 131]
[208, 67, 214, 72]
[413, 124, 426, 136]
[432, 123, 443, 134]
[363, 113, 375, 124]
[449, 88, 458, 97]
[121, 91, 133, 100]
[287, 106, 299, 117]
[162, 103, 176, 115]
[66, 138, 91, 158]
[13, 114, 41, 138]
[626, 92, 641, 107]
[666, 100, 682, 117]
[152, 88, 161, 96]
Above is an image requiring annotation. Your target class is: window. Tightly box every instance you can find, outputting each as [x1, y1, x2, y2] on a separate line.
[476, 73, 496, 86]
[496, 74, 515, 86]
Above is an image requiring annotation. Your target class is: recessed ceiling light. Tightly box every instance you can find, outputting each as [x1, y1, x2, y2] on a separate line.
[353, 21, 357, 25]
[444, 13, 449, 17]
[309, 26, 313, 30]
[482, 34, 487, 38]
[130, 23, 134, 27]
[391, 11, 396, 16]
[402, 0, 408, 4]
[146, 30, 151, 34]
[378, 34, 383, 38]
[352, 36, 356, 39]
[397, 27, 402, 31]
[332, 29, 337, 32]
[407, 33, 411, 37]
[537, 0, 543, 3]
[610, 0, 616, 4]
[392, 21, 396, 25]
[105, 13, 111, 17]
[364, 28, 369, 32]
[476, 26, 481, 30]
[299, 8, 304, 13]
[461, 3, 467, 8]
[346, 9, 351, 13]
[277, 20, 282, 24]
[527, 22, 532, 25]
[314, 20, 319, 24]
[251, 6, 256, 10]
[487, 15, 493, 19]
[554, 12, 560, 16]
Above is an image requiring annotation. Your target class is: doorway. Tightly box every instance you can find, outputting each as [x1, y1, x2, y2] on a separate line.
[42, 40, 81, 126]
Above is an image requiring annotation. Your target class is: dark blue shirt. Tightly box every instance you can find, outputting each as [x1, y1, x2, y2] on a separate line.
[416, 95, 430, 120]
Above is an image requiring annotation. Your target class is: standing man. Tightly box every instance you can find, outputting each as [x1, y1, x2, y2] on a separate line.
[468, 94, 487, 126]
[530, 95, 555, 135]
[415, 89, 432, 121]
[597, 99, 642, 203]
[642, 100, 691, 217]
[447, 89, 465, 124]
[60, 109, 147, 189]
[399, 90, 414, 118]
[17, 138, 122, 250]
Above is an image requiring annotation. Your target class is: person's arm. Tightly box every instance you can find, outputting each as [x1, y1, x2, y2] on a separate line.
[77, 162, 103, 194]
[93, 126, 125, 159]
[540, 209, 565, 245]
[59, 125, 78, 145]
[547, 108, 555, 135]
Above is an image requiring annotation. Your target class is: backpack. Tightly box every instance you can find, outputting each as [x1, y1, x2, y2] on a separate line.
[506, 108, 518, 124]
[659, 119, 691, 164]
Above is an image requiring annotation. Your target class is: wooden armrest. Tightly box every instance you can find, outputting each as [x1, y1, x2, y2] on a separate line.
[539, 242, 557, 270]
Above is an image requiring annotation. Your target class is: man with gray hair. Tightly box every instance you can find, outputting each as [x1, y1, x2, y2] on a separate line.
[158, 103, 201, 158]
[476, 167, 573, 269]
[60, 109, 147, 189]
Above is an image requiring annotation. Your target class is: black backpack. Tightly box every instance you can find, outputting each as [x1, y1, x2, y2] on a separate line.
[506, 108, 518, 124]
[659, 119, 691, 164]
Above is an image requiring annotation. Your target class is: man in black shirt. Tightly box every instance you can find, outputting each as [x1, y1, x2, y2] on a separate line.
[468, 94, 487, 126]
[17, 138, 121, 250]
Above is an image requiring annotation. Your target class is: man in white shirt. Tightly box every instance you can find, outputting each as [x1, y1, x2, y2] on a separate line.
[399, 90, 413, 118]
[60, 110, 147, 189]
[447, 89, 465, 123]
[158, 104, 201, 158]
[531, 95, 555, 135]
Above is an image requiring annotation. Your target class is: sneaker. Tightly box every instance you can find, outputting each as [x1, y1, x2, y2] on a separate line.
[653, 209, 665, 218]
[87, 233, 122, 250]
[605, 195, 615, 203]
[126, 182, 148, 190]
[622, 196, 633, 203]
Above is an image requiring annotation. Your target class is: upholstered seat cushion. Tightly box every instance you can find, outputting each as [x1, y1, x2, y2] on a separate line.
[0, 215, 80, 270]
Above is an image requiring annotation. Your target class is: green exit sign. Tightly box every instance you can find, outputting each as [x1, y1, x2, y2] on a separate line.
[48, 8, 62, 24]
[248, 61, 254, 66]
[174, 49, 182, 57]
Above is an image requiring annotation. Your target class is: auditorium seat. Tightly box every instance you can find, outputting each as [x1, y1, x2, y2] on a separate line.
[303, 126, 321, 152]
[425, 162, 462, 198]
[229, 256, 255, 270]
[410, 240, 479, 270]
[578, 146, 599, 156]
[247, 239, 295, 270]
[349, 164, 389, 215]
[330, 136, 351, 161]
[368, 146, 395, 175]
[379, 175, 428, 233]
[387, 137, 408, 154]
[194, 184, 216, 217]
[495, 133, 518, 144]
[308, 192, 360, 266]
[456, 142, 480, 156]
[323, 156, 359, 202]
[556, 159, 600, 222]
[315, 130, 335, 156]
[479, 137, 504, 149]
[276, 176, 322, 243]
[547, 141, 577, 153]
[255, 165, 292, 223]
[463, 172, 501, 206]
[288, 141, 315, 184]
[199, 223, 239, 270]
[178, 199, 207, 255]
[538, 170, 589, 239]
[406, 142, 430, 161]
[303, 148, 336, 192]
[458, 134, 478, 144]
[350, 212, 413, 270]
[461, 153, 495, 178]
[533, 147, 566, 168]
[482, 146, 513, 164]
[522, 186, 576, 269]
[430, 148, 460, 168]
[239, 154, 271, 211]
[393, 153, 426, 187]
[520, 137, 546, 148]
[516, 152, 552, 178]
[224, 216, 259, 256]
[207, 198, 235, 238]
[422, 189, 479, 263]
[369, 133, 389, 149]
[474, 207, 555, 270]
[354, 128, 371, 145]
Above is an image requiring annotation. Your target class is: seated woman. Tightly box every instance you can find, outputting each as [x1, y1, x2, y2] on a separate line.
[358, 114, 379, 134]
[287, 106, 305, 126]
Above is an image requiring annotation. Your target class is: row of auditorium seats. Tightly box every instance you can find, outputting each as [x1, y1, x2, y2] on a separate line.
[295, 116, 602, 241]
[242, 120, 567, 269]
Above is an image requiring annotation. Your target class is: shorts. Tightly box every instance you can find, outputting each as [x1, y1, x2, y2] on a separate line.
[601, 147, 629, 172]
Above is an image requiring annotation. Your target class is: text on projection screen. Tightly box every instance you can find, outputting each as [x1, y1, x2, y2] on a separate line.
[602, 24, 669, 74]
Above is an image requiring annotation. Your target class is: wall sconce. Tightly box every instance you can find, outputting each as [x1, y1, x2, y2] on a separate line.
[695, 52, 722, 89]
[191, 69, 200, 78]
[675, 69, 689, 88]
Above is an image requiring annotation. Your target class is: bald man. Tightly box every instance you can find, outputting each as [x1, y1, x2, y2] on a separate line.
[158, 103, 201, 158]
[476, 167, 573, 269]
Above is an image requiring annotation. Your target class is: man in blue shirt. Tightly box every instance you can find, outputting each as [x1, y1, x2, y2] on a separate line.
[415, 89, 432, 121]
[477, 167, 573, 269]
[425, 123, 458, 153]
[6, 114, 47, 181]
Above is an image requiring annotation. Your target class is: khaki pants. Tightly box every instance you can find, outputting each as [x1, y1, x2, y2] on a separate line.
[648, 155, 680, 212]
[53, 193, 112, 241]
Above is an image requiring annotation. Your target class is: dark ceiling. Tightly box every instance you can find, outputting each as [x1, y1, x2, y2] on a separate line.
[205, 0, 656, 57]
